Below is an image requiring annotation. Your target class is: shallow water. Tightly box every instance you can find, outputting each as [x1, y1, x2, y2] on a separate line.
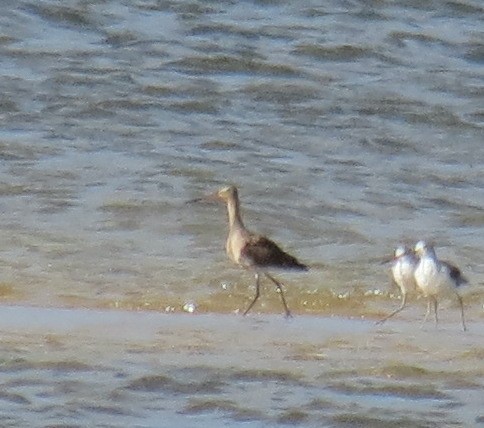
[1, 0, 483, 311]
[0, 0, 483, 425]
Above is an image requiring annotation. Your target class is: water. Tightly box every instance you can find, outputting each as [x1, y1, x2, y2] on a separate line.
[0, 0, 483, 426]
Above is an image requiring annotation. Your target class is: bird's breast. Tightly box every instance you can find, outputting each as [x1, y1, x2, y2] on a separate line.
[392, 259, 416, 290]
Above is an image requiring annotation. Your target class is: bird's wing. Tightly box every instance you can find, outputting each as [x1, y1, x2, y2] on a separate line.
[241, 235, 308, 270]
[442, 260, 468, 286]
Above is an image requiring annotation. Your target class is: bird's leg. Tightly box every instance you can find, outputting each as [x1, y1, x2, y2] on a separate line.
[376, 293, 407, 325]
[422, 297, 432, 328]
[264, 273, 292, 318]
[422, 296, 438, 328]
[432, 296, 439, 327]
[243, 273, 261, 316]
[455, 293, 467, 332]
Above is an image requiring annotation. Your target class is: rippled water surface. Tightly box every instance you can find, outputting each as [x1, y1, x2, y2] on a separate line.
[0, 0, 483, 426]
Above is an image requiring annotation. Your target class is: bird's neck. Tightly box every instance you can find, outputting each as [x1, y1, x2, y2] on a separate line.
[420, 249, 440, 272]
[424, 248, 438, 261]
[226, 195, 245, 231]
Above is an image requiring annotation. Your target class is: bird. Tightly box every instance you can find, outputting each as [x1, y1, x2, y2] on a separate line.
[413, 241, 467, 331]
[376, 245, 418, 325]
[203, 185, 308, 317]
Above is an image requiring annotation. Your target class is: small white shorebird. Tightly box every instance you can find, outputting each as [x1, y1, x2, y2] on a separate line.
[413, 241, 467, 331]
[199, 185, 308, 317]
[376, 245, 418, 325]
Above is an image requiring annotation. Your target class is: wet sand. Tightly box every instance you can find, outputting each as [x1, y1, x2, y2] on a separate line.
[1, 305, 483, 427]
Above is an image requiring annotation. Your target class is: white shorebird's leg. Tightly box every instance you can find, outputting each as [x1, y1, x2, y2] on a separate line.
[376, 293, 407, 325]
[455, 293, 467, 332]
[432, 296, 439, 327]
[422, 298, 432, 328]
[243, 273, 261, 316]
[264, 273, 292, 318]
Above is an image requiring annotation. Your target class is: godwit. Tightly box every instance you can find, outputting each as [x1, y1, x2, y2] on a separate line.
[376, 245, 418, 325]
[204, 185, 308, 317]
[413, 241, 467, 331]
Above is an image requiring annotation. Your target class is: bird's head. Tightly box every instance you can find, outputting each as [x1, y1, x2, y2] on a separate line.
[394, 245, 409, 259]
[188, 185, 239, 205]
[414, 240, 428, 256]
[216, 185, 238, 202]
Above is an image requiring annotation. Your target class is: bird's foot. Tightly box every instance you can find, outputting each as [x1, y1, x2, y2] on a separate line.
[284, 311, 293, 320]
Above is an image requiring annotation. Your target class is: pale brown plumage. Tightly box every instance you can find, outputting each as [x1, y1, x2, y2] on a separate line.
[214, 185, 307, 317]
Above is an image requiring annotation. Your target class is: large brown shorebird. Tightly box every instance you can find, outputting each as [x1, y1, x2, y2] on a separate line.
[413, 241, 467, 331]
[200, 185, 308, 317]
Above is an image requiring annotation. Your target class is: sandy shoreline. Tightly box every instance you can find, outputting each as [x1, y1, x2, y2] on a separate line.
[1, 305, 483, 427]
[1, 304, 483, 368]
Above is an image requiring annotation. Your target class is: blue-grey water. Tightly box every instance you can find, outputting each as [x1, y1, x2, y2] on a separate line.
[0, 0, 483, 426]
